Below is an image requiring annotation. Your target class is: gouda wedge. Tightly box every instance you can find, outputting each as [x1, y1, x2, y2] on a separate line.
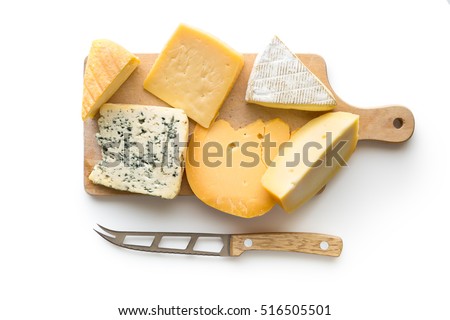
[262, 112, 359, 212]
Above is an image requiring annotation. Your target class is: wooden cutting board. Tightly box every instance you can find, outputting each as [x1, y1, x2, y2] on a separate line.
[84, 53, 415, 196]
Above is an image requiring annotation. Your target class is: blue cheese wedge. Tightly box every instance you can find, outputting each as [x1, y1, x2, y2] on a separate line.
[245, 36, 336, 111]
[89, 103, 189, 199]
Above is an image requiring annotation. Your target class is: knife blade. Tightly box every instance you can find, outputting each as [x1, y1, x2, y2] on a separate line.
[95, 224, 343, 257]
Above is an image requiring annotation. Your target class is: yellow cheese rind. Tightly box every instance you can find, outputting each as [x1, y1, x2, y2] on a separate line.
[186, 119, 290, 218]
[82, 39, 140, 121]
[254, 101, 335, 112]
[143, 24, 244, 128]
[262, 112, 359, 212]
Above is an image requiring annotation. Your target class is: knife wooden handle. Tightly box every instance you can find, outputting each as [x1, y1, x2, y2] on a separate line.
[230, 233, 343, 257]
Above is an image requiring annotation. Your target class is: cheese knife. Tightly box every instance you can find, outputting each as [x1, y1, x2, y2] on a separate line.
[95, 224, 343, 257]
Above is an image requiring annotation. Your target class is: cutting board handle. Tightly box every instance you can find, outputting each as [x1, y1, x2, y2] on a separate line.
[353, 105, 415, 143]
[230, 233, 343, 257]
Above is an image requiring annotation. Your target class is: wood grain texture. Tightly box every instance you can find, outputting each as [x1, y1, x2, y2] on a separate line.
[84, 53, 415, 196]
[230, 233, 343, 257]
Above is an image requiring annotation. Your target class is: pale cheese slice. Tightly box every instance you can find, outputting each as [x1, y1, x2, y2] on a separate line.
[246, 36, 336, 111]
[82, 40, 140, 121]
[262, 112, 359, 212]
[144, 24, 244, 128]
[186, 119, 290, 218]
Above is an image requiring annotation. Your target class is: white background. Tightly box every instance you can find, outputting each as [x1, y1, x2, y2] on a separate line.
[1, 0, 449, 319]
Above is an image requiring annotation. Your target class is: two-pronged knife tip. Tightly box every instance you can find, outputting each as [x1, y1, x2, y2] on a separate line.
[94, 224, 124, 246]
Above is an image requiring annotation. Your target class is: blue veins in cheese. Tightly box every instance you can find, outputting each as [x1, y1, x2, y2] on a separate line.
[89, 103, 189, 199]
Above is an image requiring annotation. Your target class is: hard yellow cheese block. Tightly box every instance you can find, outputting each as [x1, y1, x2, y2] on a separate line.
[82, 39, 140, 121]
[262, 112, 359, 212]
[143, 24, 244, 128]
[186, 119, 290, 218]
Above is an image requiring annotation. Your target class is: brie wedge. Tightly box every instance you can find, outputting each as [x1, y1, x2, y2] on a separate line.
[246, 36, 336, 111]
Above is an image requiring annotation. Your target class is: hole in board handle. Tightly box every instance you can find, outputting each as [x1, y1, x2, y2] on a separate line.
[393, 117, 404, 129]
[244, 239, 253, 248]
